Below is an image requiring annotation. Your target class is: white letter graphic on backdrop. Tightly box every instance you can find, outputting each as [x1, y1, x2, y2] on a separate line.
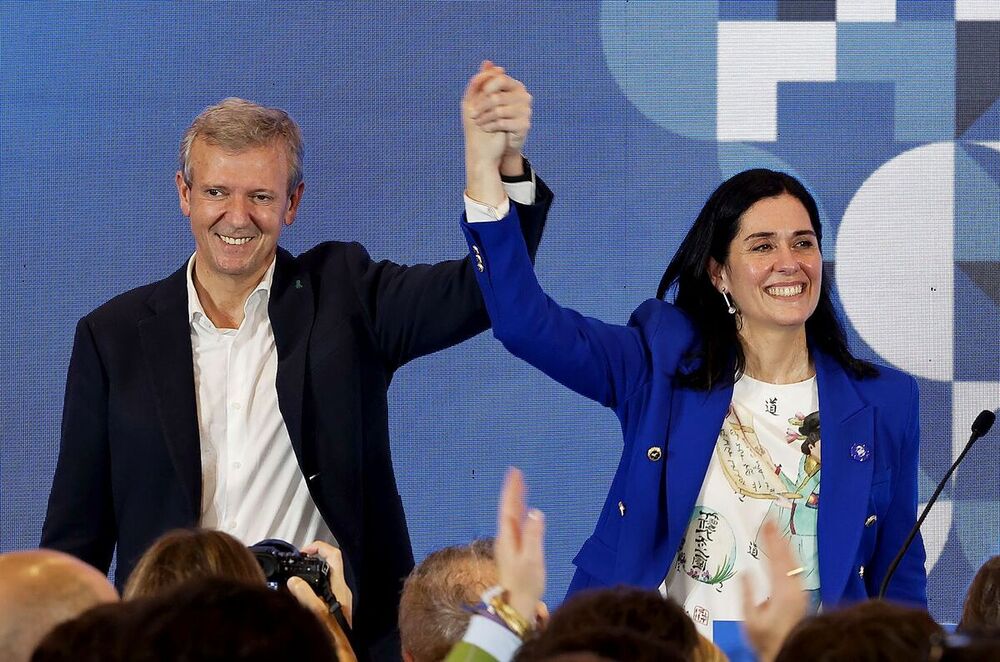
[955, 0, 1000, 20]
[837, 142, 955, 381]
[717, 22, 836, 142]
[836, 0, 895, 23]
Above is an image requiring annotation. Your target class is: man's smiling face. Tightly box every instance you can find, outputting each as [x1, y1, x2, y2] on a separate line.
[177, 137, 302, 289]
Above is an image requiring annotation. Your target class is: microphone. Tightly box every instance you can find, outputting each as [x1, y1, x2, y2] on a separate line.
[971, 409, 996, 438]
[877, 409, 996, 599]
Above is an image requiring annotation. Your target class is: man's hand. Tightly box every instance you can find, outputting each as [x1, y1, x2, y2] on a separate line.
[495, 467, 546, 622]
[740, 520, 809, 662]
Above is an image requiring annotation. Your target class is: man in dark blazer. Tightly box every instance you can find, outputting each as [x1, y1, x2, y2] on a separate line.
[41, 65, 546, 661]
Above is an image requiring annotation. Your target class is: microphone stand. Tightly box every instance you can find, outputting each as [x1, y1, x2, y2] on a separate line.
[877, 409, 996, 599]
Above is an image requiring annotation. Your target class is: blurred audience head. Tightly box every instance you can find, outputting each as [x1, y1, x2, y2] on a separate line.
[775, 599, 943, 662]
[399, 538, 498, 662]
[0, 549, 118, 662]
[957, 554, 999, 633]
[123, 528, 265, 599]
[30, 602, 131, 662]
[34, 577, 336, 661]
[929, 630, 1000, 662]
[515, 586, 710, 662]
[516, 627, 686, 662]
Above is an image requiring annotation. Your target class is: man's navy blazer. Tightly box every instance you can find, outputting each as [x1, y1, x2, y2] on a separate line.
[41, 182, 550, 658]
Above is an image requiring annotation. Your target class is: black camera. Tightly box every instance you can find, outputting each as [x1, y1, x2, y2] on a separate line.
[249, 539, 336, 609]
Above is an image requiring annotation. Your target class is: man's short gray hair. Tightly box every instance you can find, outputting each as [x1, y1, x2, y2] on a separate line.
[399, 539, 497, 662]
[179, 98, 304, 193]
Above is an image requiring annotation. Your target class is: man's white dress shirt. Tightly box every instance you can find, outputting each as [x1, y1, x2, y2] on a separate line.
[187, 256, 335, 549]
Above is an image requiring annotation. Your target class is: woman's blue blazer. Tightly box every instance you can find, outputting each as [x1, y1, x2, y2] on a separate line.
[461, 209, 927, 609]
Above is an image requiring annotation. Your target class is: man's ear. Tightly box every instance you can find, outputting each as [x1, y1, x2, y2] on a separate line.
[284, 181, 305, 227]
[176, 171, 191, 217]
[401, 649, 415, 662]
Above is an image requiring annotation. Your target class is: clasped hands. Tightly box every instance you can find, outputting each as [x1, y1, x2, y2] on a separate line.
[463, 60, 532, 206]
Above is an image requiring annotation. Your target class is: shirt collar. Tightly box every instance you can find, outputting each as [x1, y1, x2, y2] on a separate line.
[186, 253, 277, 326]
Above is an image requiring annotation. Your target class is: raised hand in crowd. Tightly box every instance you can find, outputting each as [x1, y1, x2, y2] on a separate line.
[740, 519, 810, 662]
[495, 467, 546, 625]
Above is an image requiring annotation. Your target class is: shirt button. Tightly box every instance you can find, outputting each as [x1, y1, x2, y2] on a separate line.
[864, 515, 877, 527]
[232, 402, 242, 410]
[858, 565, 865, 578]
[647, 446, 663, 461]
[618, 500, 626, 517]
[232, 462, 241, 470]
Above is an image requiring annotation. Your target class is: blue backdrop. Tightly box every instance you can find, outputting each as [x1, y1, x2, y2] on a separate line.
[2, 0, 998, 628]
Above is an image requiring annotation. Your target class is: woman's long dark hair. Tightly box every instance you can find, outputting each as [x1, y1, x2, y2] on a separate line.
[656, 168, 877, 390]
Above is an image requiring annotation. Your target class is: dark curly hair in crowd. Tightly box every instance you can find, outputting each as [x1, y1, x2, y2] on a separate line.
[656, 168, 876, 390]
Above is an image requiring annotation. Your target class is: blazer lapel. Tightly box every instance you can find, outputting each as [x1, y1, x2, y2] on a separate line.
[815, 351, 874, 606]
[660, 383, 733, 582]
[268, 248, 315, 463]
[138, 265, 201, 519]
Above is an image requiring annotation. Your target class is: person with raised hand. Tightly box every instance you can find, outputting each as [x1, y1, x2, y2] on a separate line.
[495, 468, 547, 627]
[446, 468, 546, 662]
[459, 74, 926, 656]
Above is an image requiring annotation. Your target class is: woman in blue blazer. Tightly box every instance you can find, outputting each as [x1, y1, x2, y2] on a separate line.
[459, 110, 927, 640]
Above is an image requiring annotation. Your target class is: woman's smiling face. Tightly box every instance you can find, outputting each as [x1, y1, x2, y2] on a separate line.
[712, 192, 822, 335]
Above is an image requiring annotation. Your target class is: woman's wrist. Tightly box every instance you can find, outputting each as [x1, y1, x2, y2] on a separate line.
[465, 157, 506, 208]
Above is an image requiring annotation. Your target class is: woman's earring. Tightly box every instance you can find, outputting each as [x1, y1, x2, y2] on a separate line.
[721, 289, 737, 315]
